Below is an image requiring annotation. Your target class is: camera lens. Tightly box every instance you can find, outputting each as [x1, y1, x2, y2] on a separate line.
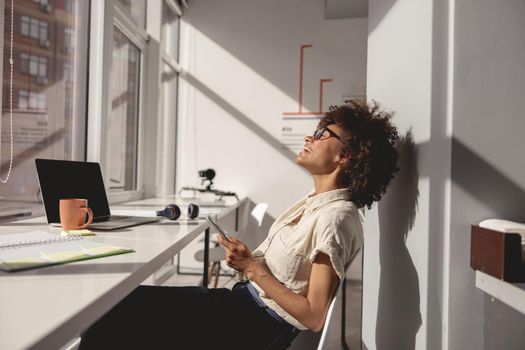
[198, 169, 215, 180]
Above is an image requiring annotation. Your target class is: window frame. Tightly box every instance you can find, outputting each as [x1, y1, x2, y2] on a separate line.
[87, 0, 149, 204]
[154, 0, 182, 197]
[0, 2, 3, 130]
[161, 0, 182, 69]
[0, 0, 184, 220]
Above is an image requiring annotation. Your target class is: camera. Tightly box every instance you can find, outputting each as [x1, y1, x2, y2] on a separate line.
[198, 169, 216, 183]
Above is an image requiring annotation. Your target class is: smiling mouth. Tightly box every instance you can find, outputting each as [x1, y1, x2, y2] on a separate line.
[301, 145, 312, 153]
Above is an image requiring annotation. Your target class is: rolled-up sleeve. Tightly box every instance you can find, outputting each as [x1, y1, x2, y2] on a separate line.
[308, 221, 346, 280]
[308, 210, 361, 281]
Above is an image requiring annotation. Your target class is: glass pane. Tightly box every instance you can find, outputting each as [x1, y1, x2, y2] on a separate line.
[118, 0, 146, 29]
[156, 63, 178, 195]
[161, 1, 180, 59]
[107, 27, 140, 191]
[0, 0, 88, 217]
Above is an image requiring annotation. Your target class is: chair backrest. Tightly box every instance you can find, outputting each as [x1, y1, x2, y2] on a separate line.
[289, 246, 362, 350]
[238, 202, 268, 250]
[316, 292, 339, 350]
[316, 247, 362, 350]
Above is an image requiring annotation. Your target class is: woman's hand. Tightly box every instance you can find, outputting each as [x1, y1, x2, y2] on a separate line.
[216, 234, 255, 273]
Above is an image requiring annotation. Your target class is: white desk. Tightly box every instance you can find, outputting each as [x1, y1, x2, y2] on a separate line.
[475, 271, 525, 315]
[0, 196, 243, 350]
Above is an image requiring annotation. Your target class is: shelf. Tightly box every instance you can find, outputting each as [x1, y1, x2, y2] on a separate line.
[476, 271, 525, 314]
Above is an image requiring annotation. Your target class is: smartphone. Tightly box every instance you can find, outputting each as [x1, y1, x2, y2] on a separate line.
[207, 216, 231, 242]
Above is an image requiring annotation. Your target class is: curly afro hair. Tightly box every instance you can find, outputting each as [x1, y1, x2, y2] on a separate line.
[318, 100, 399, 209]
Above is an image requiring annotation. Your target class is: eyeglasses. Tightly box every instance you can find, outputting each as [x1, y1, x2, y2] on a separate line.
[312, 126, 345, 145]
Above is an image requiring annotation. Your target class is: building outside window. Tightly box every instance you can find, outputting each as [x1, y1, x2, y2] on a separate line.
[64, 28, 74, 52]
[21, 15, 48, 41]
[0, 0, 89, 218]
[65, 0, 74, 13]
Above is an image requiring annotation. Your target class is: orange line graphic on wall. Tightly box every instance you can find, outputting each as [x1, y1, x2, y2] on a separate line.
[283, 44, 333, 118]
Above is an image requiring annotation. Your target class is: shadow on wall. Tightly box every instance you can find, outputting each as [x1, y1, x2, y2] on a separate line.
[368, 0, 398, 34]
[376, 130, 422, 349]
[452, 138, 525, 222]
[181, 72, 300, 166]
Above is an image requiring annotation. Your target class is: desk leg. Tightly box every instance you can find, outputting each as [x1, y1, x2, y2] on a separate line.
[235, 207, 239, 231]
[203, 227, 210, 287]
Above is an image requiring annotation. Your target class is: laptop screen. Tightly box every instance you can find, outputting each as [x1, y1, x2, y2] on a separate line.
[35, 159, 111, 223]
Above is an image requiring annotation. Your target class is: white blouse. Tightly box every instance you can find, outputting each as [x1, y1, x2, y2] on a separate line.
[250, 188, 364, 330]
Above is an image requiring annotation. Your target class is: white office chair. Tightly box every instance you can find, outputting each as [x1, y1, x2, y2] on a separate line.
[289, 247, 362, 350]
[194, 202, 268, 287]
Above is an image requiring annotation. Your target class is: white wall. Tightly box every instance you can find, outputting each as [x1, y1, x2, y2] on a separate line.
[176, 0, 525, 349]
[176, 0, 367, 218]
[366, 0, 525, 349]
[449, 0, 525, 349]
[365, 0, 444, 349]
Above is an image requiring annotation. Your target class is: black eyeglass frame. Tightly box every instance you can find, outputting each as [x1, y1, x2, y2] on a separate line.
[312, 126, 346, 146]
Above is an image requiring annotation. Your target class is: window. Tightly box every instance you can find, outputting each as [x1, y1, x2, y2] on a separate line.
[0, 0, 89, 218]
[64, 28, 74, 52]
[64, 63, 73, 87]
[20, 53, 47, 78]
[87, 0, 149, 200]
[65, 0, 74, 13]
[107, 28, 141, 191]
[161, 1, 180, 60]
[40, 22, 48, 42]
[30, 18, 40, 39]
[19, 90, 46, 111]
[1, 0, 183, 217]
[18, 90, 29, 109]
[155, 0, 182, 196]
[21, 16, 30, 36]
[21, 15, 48, 41]
[117, 0, 147, 29]
[20, 53, 29, 73]
[29, 56, 38, 75]
[26, 91, 46, 110]
[32, 0, 50, 7]
[38, 57, 47, 78]
[156, 63, 178, 195]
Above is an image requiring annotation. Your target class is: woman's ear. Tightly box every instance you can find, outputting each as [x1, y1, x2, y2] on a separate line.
[337, 150, 350, 166]
[338, 157, 349, 167]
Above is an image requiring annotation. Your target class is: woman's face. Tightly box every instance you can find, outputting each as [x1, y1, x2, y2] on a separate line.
[296, 123, 347, 175]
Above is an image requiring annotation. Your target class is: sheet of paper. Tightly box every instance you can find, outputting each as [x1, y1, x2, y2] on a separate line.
[0, 231, 133, 271]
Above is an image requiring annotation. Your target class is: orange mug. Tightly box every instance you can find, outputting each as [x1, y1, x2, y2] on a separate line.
[59, 198, 94, 231]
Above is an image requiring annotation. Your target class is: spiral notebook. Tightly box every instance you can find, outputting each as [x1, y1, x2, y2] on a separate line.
[0, 231, 134, 272]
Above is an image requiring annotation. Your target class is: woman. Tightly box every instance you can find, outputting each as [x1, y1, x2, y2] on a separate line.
[79, 100, 399, 350]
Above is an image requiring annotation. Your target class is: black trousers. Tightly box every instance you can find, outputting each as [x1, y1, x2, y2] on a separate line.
[79, 282, 300, 350]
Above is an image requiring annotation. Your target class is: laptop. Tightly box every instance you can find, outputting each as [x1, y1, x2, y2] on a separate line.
[35, 159, 160, 230]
